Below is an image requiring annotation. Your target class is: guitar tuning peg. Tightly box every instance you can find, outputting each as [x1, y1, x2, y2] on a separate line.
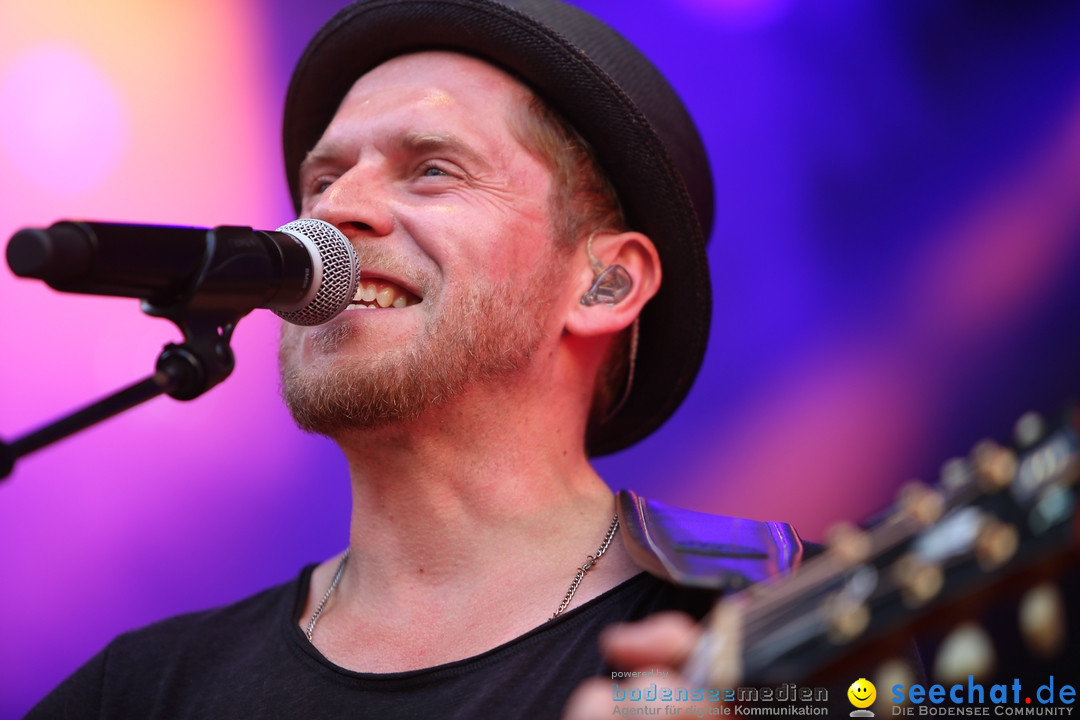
[1013, 411, 1047, 450]
[970, 440, 1017, 492]
[826, 521, 872, 566]
[898, 481, 944, 525]
[894, 553, 944, 607]
[934, 621, 995, 683]
[824, 592, 870, 644]
[939, 457, 971, 491]
[1019, 582, 1066, 659]
[875, 659, 917, 712]
[973, 518, 1019, 570]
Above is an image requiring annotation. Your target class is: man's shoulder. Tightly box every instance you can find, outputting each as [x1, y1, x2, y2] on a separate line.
[26, 567, 312, 719]
[109, 565, 308, 657]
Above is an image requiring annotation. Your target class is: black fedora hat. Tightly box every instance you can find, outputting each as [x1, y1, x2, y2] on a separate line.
[283, 0, 714, 456]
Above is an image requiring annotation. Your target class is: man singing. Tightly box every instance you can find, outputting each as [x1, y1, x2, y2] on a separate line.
[29, 1, 804, 717]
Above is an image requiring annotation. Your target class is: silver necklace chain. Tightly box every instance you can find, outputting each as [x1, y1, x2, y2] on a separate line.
[304, 513, 619, 642]
[305, 547, 350, 642]
[551, 512, 620, 619]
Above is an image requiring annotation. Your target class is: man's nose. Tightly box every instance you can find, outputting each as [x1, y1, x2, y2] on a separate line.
[308, 167, 394, 239]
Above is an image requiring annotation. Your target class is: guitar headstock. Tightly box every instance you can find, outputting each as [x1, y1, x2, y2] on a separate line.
[688, 407, 1080, 689]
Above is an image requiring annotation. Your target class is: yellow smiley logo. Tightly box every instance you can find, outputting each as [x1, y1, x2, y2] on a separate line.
[848, 678, 877, 709]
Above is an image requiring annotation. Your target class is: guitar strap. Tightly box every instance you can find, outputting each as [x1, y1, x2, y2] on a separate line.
[616, 489, 806, 591]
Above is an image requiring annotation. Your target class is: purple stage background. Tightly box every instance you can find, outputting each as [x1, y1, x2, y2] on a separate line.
[3, 0, 1080, 715]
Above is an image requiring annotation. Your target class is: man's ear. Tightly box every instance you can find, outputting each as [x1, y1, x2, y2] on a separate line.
[565, 231, 661, 338]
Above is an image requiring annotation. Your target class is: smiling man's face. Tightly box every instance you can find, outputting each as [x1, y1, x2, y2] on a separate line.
[279, 51, 575, 436]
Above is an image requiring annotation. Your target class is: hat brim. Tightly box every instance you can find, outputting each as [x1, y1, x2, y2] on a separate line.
[283, 0, 714, 456]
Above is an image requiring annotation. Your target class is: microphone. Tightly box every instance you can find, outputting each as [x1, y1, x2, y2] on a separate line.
[6, 218, 360, 326]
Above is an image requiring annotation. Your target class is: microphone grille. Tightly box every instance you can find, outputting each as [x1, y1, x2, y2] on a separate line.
[274, 219, 360, 326]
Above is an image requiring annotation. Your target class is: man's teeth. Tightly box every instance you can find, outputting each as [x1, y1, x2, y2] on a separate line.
[350, 281, 416, 309]
[376, 287, 396, 308]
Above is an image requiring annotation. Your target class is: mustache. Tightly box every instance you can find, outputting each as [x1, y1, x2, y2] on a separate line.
[352, 246, 434, 298]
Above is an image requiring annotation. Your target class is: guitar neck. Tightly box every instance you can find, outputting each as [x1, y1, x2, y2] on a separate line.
[686, 408, 1080, 687]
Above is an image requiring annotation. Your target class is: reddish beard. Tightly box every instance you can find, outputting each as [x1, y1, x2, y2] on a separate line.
[278, 264, 556, 437]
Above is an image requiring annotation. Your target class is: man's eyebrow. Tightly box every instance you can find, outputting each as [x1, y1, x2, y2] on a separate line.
[398, 131, 491, 170]
[299, 142, 345, 179]
[299, 131, 492, 178]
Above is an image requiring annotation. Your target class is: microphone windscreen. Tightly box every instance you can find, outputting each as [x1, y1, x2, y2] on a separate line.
[273, 219, 359, 326]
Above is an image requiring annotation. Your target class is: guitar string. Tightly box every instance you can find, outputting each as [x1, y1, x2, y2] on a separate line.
[737, 509, 954, 650]
[705, 428, 1075, 681]
[738, 480, 979, 652]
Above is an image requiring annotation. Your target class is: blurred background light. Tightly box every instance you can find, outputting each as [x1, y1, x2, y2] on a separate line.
[2, 0, 1079, 715]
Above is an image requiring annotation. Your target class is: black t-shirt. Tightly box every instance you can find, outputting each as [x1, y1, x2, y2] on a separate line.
[28, 566, 717, 719]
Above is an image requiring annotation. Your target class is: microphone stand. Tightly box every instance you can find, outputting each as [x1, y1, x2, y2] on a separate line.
[1, 226, 277, 481]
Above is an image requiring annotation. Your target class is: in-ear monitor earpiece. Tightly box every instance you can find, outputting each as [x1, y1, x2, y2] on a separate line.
[580, 265, 632, 306]
[580, 232, 633, 306]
